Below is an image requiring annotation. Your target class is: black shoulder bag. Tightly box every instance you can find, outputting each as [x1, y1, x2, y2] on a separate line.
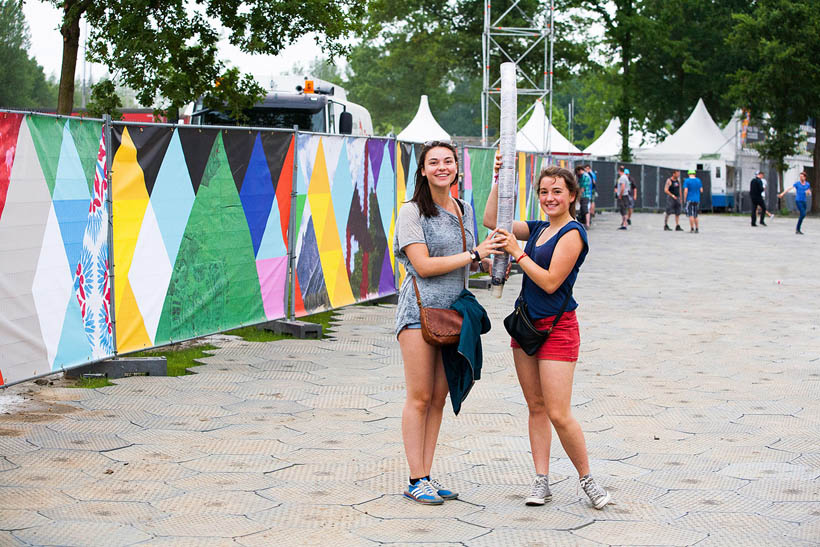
[503, 230, 574, 356]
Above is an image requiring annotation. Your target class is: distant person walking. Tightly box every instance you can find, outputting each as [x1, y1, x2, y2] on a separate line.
[625, 168, 637, 225]
[585, 165, 598, 220]
[749, 171, 768, 227]
[576, 165, 592, 228]
[663, 170, 683, 231]
[616, 166, 629, 230]
[778, 172, 812, 235]
[683, 169, 703, 233]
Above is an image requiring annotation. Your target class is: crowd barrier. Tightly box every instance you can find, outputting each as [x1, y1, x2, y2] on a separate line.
[2, 109, 687, 386]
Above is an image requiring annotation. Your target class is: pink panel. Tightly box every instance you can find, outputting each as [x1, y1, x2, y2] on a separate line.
[256, 256, 288, 320]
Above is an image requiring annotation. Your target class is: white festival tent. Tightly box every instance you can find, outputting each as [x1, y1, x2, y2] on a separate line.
[583, 118, 653, 157]
[516, 100, 581, 154]
[396, 95, 450, 143]
[635, 98, 735, 165]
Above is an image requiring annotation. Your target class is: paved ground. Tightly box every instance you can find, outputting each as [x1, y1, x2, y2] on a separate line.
[1, 211, 819, 546]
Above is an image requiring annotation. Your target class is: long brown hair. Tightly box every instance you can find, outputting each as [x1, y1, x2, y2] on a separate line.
[538, 166, 579, 218]
[410, 141, 459, 217]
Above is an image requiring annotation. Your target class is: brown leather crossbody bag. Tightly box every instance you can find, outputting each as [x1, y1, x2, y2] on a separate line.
[412, 199, 467, 346]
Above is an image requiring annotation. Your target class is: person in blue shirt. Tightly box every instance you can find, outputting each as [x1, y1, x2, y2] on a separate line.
[484, 164, 611, 511]
[585, 165, 598, 220]
[778, 171, 813, 235]
[683, 170, 703, 233]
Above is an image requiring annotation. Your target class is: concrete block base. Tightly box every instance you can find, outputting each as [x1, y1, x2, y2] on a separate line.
[259, 320, 322, 339]
[65, 357, 167, 379]
[468, 278, 492, 290]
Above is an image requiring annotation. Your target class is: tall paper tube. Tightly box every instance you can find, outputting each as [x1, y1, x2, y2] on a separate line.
[491, 62, 517, 298]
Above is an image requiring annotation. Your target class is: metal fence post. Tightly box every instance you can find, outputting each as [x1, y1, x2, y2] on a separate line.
[103, 115, 118, 356]
[287, 127, 299, 319]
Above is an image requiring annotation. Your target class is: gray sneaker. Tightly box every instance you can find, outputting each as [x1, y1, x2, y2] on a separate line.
[579, 475, 610, 509]
[525, 475, 552, 505]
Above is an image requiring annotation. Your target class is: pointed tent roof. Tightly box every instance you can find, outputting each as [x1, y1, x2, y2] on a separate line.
[583, 118, 651, 157]
[636, 99, 734, 162]
[396, 95, 450, 143]
[516, 100, 580, 154]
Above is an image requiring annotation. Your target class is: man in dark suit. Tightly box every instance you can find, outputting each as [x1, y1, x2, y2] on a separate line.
[749, 170, 767, 226]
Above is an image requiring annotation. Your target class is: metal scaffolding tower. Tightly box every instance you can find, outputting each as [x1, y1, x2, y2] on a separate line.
[481, 0, 554, 149]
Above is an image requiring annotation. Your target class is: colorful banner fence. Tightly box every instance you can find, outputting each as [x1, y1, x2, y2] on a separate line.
[292, 134, 397, 317]
[1, 112, 589, 387]
[0, 112, 113, 386]
[109, 125, 295, 354]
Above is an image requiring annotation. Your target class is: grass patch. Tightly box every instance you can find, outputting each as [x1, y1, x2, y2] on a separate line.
[70, 377, 115, 389]
[130, 344, 218, 376]
[225, 310, 337, 342]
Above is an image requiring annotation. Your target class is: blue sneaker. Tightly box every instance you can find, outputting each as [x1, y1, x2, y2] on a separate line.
[429, 477, 458, 500]
[404, 479, 443, 505]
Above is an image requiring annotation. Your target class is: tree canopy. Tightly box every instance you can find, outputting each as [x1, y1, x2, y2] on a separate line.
[0, 0, 57, 109]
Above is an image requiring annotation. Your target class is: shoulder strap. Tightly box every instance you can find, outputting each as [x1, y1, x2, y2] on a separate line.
[451, 198, 467, 252]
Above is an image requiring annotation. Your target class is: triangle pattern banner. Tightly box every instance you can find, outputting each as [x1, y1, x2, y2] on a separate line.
[239, 134, 275, 257]
[0, 113, 23, 222]
[68, 119, 105, 197]
[155, 132, 264, 344]
[1, 118, 52, 384]
[27, 115, 66, 197]
[111, 126, 152, 353]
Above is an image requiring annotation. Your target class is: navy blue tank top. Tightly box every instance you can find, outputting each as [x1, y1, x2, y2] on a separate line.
[519, 220, 589, 319]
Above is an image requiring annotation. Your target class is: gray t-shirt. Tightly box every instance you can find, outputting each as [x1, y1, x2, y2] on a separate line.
[393, 200, 476, 336]
[617, 174, 630, 197]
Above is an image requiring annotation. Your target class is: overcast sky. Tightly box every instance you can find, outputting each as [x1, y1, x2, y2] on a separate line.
[22, 2, 331, 92]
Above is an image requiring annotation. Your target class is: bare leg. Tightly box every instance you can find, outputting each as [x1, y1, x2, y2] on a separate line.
[513, 348, 552, 475]
[540, 359, 590, 478]
[422, 348, 449, 475]
[399, 329, 442, 478]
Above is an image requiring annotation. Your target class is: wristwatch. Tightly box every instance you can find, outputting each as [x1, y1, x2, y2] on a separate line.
[470, 249, 481, 262]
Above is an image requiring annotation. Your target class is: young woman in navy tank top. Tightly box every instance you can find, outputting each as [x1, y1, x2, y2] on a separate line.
[484, 163, 611, 510]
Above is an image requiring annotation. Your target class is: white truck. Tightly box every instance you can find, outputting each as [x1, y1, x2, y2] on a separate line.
[189, 76, 373, 136]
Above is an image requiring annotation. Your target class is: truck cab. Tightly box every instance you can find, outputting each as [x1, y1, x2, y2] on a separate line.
[190, 77, 373, 136]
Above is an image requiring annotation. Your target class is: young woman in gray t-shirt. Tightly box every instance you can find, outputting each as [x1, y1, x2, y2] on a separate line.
[394, 141, 501, 504]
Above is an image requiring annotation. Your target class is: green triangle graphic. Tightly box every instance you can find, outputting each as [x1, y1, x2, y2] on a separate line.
[68, 119, 104, 196]
[27, 115, 66, 196]
[155, 132, 265, 344]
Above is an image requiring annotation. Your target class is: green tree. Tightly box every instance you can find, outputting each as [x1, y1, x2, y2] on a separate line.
[202, 67, 266, 125]
[632, 0, 754, 133]
[345, 0, 586, 137]
[0, 0, 58, 109]
[726, 0, 820, 203]
[289, 56, 345, 87]
[50, 0, 365, 116]
[84, 78, 123, 120]
[558, 0, 642, 161]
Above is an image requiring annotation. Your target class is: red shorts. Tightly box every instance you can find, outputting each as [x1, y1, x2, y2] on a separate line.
[510, 310, 580, 362]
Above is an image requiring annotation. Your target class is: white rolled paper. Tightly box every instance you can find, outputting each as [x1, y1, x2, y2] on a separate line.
[491, 62, 517, 298]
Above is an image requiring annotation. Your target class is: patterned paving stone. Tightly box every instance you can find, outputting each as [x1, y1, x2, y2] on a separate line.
[259, 481, 381, 506]
[460, 504, 592, 530]
[25, 430, 131, 451]
[353, 517, 487, 543]
[635, 470, 749, 491]
[572, 520, 707, 546]
[718, 462, 819, 481]
[653, 490, 773, 513]
[738, 479, 820, 502]
[45, 418, 145, 435]
[467, 528, 602, 546]
[0, 457, 18, 472]
[236, 527, 376, 546]
[248, 504, 376, 529]
[672, 511, 800, 536]
[562, 500, 686, 522]
[132, 537, 238, 547]
[181, 455, 290, 474]
[84, 461, 198, 482]
[278, 448, 382, 465]
[705, 445, 796, 464]
[152, 490, 277, 515]
[12, 521, 152, 546]
[0, 509, 51, 531]
[138, 514, 268, 537]
[127, 415, 229, 432]
[41, 500, 167, 524]
[169, 472, 278, 492]
[62, 480, 182, 502]
[353, 494, 480, 519]
[105, 444, 207, 464]
[0, 487, 74, 510]
[0, 466, 96, 488]
[770, 436, 820, 454]
[758, 501, 820, 524]
[0, 438, 38, 456]
[620, 453, 726, 473]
